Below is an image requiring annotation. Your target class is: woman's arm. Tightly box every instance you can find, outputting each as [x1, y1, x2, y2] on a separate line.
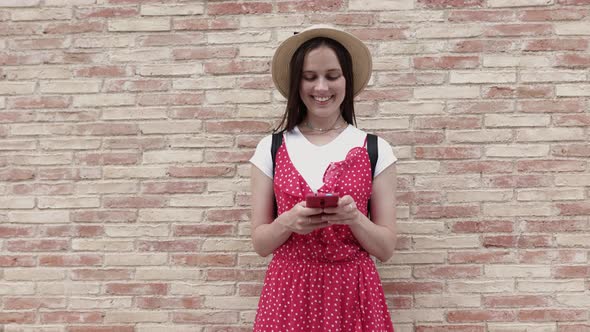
[321, 164, 398, 262]
[250, 165, 327, 257]
[349, 164, 398, 262]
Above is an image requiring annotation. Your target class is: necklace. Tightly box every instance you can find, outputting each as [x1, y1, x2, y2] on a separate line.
[304, 115, 346, 133]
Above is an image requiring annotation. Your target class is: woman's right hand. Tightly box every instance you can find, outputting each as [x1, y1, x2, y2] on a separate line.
[280, 201, 329, 235]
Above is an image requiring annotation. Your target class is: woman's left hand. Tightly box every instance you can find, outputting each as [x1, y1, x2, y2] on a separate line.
[320, 195, 361, 226]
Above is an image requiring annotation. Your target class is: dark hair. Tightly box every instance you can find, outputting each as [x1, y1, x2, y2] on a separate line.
[274, 37, 356, 132]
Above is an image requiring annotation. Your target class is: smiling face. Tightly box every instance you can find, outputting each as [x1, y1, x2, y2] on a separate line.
[299, 46, 346, 120]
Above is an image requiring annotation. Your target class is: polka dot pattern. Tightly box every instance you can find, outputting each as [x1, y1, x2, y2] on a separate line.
[253, 139, 395, 331]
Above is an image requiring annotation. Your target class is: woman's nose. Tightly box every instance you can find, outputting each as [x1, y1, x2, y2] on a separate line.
[314, 77, 329, 91]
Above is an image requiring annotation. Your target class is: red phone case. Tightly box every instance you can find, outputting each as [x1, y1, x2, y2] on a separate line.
[305, 193, 339, 208]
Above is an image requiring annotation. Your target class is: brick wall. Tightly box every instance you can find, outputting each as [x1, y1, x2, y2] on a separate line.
[0, 0, 589, 331]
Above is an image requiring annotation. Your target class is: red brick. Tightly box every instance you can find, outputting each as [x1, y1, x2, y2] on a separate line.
[44, 21, 104, 34]
[40, 254, 102, 267]
[278, 0, 343, 12]
[483, 295, 550, 308]
[485, 24, 552, 37]
[418, 0, 483, 7]
[0, 226, 34, 237]
[486, 175, 552, 188]
[207, 2, 272, 15]
[518, 100, 585, 113]
[76, 152, 140, 165]
[7, 240, 68, 252]
[10, 183, 73, 195]
[444, 161, 513, 174]
[451, 40, 516, 53]
[350, 28, 408, 40]
[8, 96, 71, 109]
[554, 114, 590, 126]
[5, 297, 66, 309]
[414, 56, 479, 69]
[557, 203, 590, 216]
[447, 310, 516, 322]
[238, 284, 263, 296]
[104, 79, 169, 92]
[385, 131, 446, 145]
[451, 220, 514, 233]
[137, 296, 202, 309]
[207, 209, 250, 222]
[0, 168, 35, 181]
[0, 255, 36, 267]
[171, 254, 236, 267]
[103, 196, 166, 208]
[553, 144, 590, 157]
[483, 235, 552, 248]
[167, 166, 234, 178]
[0, 312, 36, 324]
[525, 220, 590, 232]
[555, 54, 590, 68]
[74, 65, 127, 77]
[517, 160, 586, 172]
[205, 150, 255, 163]
[40, 225, 103, 237]
[104, 137, 166, 150]
[525, 39, 589, 51]
[518, 309, 588, 321]
[105, 283, 167, 295]
[554, 266, 590, 278]
[75, 7, 139, 18]
[238, 76, 273, 89]
[356, 88, 412, 101]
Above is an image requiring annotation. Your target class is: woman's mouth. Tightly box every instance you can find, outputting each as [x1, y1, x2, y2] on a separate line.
[313, 95, 333, 103]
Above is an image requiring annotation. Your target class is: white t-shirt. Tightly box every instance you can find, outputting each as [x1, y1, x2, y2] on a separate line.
[249, 125, 397, 192]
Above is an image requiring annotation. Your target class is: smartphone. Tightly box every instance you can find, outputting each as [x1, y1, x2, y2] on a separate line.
[305, 192, 339, 208]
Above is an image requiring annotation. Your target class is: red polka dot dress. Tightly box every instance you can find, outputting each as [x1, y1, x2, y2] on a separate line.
[253, 136, 394, 332]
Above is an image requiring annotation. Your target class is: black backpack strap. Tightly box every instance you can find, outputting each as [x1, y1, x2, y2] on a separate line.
[271, 132, 283, 219]
[367, 134, 378, 179]
[366, 134, 378, 218]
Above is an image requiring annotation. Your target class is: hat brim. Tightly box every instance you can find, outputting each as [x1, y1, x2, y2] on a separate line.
[271, 26, 372, 99]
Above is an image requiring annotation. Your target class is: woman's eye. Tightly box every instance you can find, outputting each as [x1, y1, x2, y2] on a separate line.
[327, 75, 341, 80]
[303, 75, 316, 81]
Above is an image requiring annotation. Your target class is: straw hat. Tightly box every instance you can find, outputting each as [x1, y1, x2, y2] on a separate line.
[271, 24, 372, 98]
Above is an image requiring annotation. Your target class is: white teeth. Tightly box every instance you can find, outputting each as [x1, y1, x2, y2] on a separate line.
[314, 96, 331, 102]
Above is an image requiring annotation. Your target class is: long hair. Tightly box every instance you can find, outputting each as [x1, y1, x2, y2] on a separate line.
[274, 37, 356, 132]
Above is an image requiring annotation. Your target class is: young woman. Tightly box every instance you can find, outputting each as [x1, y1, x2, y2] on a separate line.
[249, 24, 398, 331]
